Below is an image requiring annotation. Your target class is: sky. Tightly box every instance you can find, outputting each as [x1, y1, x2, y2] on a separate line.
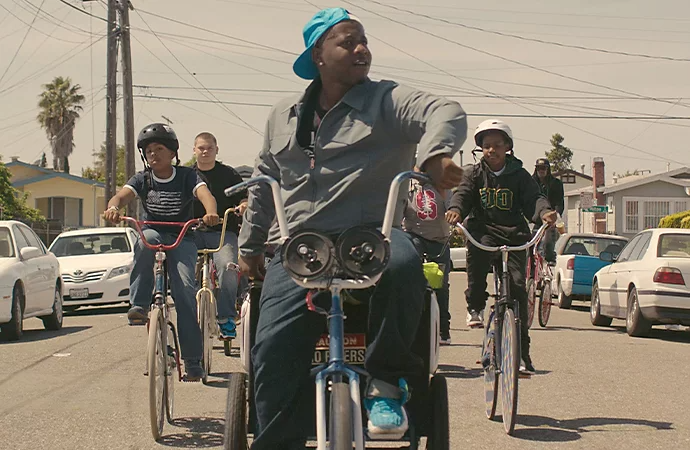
[1, 0, 690, 182]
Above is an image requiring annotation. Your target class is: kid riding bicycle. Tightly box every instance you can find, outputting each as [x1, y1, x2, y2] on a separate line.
[104, 123, 219, 382]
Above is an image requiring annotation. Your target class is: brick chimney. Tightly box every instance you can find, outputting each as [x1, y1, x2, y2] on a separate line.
[592, 157, 606, 233]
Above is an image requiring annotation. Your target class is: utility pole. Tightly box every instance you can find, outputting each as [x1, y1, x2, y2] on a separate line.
[119, 0, 137, 218]
[105, 0, 119, 213]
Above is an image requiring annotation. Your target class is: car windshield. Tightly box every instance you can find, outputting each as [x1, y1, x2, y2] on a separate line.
[0, 227, 14, 257]
[50, 233, 131, 256]
[563, 236, 628, 258]
[658, 234, 690, 258]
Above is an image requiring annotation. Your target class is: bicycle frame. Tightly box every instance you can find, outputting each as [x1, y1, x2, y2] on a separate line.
[196, 207, 237, 310]
[225, 171, 432, 450]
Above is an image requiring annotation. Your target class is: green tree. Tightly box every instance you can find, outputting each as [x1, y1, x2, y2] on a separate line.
[36, 76, 84, 172]
[0, 161, 45, 222]
[81, 143, 127, 186]
[545, 133, 573, 173]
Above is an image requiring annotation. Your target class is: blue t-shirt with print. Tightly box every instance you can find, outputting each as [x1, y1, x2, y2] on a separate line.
[125, 166, 206, 234]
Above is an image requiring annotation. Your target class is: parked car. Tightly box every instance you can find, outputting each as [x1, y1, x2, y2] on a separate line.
[49, 227, 137, 310]
[0, 221, 63, 341]
[591, 228, 690, 337]
[450, 246, 467, 271]
[552, 233, 629, 309]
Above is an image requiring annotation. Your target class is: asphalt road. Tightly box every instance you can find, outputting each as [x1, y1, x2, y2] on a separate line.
[1, 272, 688, 449]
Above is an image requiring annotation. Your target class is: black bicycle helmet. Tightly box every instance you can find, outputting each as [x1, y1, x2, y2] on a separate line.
[137, 123, 179, 153]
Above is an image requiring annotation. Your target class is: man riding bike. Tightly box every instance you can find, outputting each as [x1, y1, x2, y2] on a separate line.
[191, 132, 248, 339]
[237, 7, 467, 450]
[532, 158, 565, 265]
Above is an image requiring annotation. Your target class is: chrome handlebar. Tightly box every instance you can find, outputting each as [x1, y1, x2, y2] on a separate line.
[456, 222, 550, 253]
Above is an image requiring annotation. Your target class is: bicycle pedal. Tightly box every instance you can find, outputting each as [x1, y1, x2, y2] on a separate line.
[519, 372, 533, 379]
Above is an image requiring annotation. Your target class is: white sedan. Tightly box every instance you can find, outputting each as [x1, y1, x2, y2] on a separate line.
[49, 227, 137, 310]
[0, 221, 63, 341]
[591, 228, 690, 337]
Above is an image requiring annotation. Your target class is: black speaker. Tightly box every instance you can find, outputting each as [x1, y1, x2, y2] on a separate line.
[281, 230, 335, 281]
[335, 226, 390, 278]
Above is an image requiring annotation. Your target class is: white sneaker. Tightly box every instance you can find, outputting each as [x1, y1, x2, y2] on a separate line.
[467, 310, 484, 328]
[440, 336, 451, 346]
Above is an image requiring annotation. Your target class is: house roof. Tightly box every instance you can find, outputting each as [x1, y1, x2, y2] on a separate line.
[602, 167, 690, 194]
[552, 169, 592, 181]
[564, 185, 603, 197]
[6, 160, 105, 188]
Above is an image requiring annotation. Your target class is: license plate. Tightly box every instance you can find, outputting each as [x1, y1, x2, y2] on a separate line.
[69, 288, 89, 299]
[312, 333, 366, 365]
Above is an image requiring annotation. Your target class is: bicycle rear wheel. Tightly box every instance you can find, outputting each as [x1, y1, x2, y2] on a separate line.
[481, 308, 498, 420]
[526, 279, 536, 329]
[539, 282, 552, 328]
[499, 308, 519, 435]
[148, 308, 166, 440]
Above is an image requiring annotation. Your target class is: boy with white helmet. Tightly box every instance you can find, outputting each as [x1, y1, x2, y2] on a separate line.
[446, 119, 556, 373]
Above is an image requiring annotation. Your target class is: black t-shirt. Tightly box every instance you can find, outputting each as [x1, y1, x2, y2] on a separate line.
[192, 162, 247, 234]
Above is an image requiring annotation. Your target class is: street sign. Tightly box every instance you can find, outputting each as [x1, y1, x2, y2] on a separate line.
[582, 205, 608, 213]
[580, 191, 594, 209]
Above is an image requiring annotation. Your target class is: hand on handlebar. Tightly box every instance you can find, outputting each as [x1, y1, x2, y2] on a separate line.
[202, 213, 220, 227]
[424, 155, 464, 190]
[541, 210, 558, 226]
[104, 208, 121, 224]
[445, 210, 460, 225]
[239, 254, 266, 280]
[237, 201, 248, 216]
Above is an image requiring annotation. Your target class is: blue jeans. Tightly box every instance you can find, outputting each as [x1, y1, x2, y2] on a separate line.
[194, 230, 239, 321]
[409, 233, 451, 337]
[130, 229, 202, 361]
[250, 227, 425, 450]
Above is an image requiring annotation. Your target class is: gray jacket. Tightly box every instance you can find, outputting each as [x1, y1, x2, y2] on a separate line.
[238, 79, 467, 256]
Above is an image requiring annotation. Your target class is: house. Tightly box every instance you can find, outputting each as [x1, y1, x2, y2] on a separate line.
[551, 167, 592, 192]
[6, 157, 106, 229]
[564, 158, 690, 238]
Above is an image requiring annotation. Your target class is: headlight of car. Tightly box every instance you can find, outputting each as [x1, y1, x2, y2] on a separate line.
[107, 264, 133, 279]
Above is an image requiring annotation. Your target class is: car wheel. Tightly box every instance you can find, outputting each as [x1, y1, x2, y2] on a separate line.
[41, 284, 64, 331]
[557, 280, 572, 310]
[1, 285, 24, 341]
[626, 287, 651, 337]
[590, 282, 612, 327]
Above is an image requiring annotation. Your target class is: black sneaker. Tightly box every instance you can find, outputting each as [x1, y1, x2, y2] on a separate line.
[520, 356, 536, 375]
[467, 310, 484, 328]
[183, 360, 205, 382]
[127, 306, 148, 325]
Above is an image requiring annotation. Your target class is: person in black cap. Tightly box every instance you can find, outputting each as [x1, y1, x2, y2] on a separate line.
[533, 158, 564, 264]
[104, 123, 219, 382]
[238, 7, 467, 449]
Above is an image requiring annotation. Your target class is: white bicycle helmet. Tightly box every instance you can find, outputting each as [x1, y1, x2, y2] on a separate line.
[473, 119, 514, 149]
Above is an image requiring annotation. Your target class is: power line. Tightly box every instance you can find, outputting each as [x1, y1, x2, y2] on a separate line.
[0, 0, 45, 87]
[56, 0, 111, 24]
[19, 0, 95, 36]
[0, 3, 84, 43]
[133, 94, 273, 107]
[355, 0, 690, 112]
[130, 15, 262, 134]
[365, 0, 690, 62]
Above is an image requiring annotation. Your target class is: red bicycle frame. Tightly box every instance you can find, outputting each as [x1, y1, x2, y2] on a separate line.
[122, 217, 201, 251]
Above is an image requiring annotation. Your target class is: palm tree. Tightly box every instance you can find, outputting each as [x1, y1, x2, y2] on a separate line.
[36, 76, 84, 171]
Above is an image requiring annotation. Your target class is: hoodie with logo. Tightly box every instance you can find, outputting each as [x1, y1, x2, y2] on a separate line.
[448, 154, 551, 245]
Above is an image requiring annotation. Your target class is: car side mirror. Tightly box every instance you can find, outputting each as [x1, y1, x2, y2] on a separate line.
[599, 251, 614, 263]
[20, 246, 42, 260]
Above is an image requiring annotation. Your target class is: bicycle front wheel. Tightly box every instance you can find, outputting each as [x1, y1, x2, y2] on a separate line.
[526, 279, 536, 329]
[500, 308, 519, 435]
[329, 381, 353, 450]
[481, 308, 498, 420]
[199, 291, 213, 384]
[148, 308, 166, 440]
[165, 319, 178, 424]
[539, 281, 552, 328]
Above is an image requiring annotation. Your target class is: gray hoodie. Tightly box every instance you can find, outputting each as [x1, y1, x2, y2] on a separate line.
[238, 78, 467, 256]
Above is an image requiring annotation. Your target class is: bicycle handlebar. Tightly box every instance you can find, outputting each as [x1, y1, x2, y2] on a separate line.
[224, 171, 433, 244]
[457, 222, 550, 253]
[196, 207, 237, 254]
[121, 217, 200, 251]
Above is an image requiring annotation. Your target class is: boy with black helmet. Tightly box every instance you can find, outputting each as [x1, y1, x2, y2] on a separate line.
[447, 119, 557, 374]
[104, 123, 220, 381]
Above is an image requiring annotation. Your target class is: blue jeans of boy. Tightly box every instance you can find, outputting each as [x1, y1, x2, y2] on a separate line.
[194, 230, 239, 322]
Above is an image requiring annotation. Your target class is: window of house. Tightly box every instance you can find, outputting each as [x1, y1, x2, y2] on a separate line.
[35, 197, 83, 227]
[623, 197, 688, 233]
[561, 175, 576, 184]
